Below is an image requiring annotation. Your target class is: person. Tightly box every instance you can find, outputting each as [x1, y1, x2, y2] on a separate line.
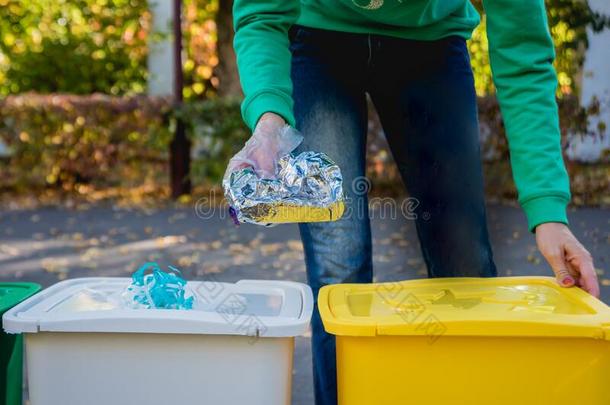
[225, 1, 600, 404]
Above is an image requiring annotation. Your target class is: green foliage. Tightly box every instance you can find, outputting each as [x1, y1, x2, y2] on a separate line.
[182, 0, 219, 100]
[469, 0, 610, 96]
[0, 94, 172, 191]
[1, 0, 608, 99]
[547, 0, 610, 94]
[0, 0, 221, 99]
[0, 0, 150, 95]
[173, 97, 248, 183]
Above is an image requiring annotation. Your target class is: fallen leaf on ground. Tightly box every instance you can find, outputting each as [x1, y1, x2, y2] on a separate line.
[0, 244, 19, 256]
[260, 243, 282, 256]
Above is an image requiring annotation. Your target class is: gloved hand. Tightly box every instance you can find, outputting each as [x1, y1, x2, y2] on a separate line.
[224, 112, 303, 181]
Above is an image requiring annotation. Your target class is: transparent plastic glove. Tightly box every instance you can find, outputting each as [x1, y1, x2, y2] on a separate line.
[224, 113, 303, 181]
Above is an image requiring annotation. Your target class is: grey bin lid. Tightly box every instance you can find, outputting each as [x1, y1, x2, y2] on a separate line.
[2, 278, 313, 337]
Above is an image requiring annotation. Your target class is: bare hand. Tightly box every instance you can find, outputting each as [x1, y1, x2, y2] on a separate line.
[536, 222, 600, 297]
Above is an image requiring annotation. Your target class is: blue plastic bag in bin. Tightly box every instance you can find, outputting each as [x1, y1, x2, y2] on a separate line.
[122, 262, 194, 310]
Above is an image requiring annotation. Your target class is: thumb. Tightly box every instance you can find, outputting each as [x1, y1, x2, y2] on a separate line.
[544, 248, 576, 287]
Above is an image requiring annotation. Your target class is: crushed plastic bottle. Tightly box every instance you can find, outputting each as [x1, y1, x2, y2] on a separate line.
[122, 262, 194, 310]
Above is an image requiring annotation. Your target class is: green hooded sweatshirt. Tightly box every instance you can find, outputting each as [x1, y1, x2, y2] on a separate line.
[232, 0, 571, 231]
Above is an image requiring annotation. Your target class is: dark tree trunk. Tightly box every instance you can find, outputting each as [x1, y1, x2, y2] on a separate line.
[214, 0, 242, 98]
[170, 0, 191, 198]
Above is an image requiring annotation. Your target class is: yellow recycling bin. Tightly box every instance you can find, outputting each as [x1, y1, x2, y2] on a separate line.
[318, 276, 610, 405]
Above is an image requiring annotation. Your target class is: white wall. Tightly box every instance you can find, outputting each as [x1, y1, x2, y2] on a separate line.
[147, 0, 175, 96]
[566, 0, 610, 162]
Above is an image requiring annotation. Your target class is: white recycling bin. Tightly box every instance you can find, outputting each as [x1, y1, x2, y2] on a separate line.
[2, 277, 313, 405]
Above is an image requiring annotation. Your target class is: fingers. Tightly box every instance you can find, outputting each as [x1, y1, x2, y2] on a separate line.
[556, 268, 576, 287]
[541, 247, 575, 287]
[242, 121, 301, 179]
[226, 117, 303, 183]
[536, 223, 601, 298]
[566, 244, 600, 298]
[223, 154, 252, 182]
[225, 135, 277, 179]
[249, 147, 277, 178]
[580, 263, 600, 298]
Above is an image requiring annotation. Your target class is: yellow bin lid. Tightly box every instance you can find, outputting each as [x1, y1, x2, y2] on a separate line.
[318, 277, 610, 340]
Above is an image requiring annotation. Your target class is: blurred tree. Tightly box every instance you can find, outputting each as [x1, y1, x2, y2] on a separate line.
[180, 0, 240, 99]
[0, 0, 150, 95]
[0, 0, 607, 100]
[214, 0, 241, 97]
[182, 0, 218, 100]
[469, 0, 610, 96]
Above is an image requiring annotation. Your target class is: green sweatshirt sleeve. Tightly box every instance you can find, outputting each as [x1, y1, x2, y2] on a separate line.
[483, 0, 571, 232]
[233, 0, 299, 130]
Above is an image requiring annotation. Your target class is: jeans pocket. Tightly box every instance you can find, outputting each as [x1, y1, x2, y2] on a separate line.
[289, 24, 321, 44]
[289, 24, 313, 43]
[289, 25, 320, 57]
[288, 25, 302, 43]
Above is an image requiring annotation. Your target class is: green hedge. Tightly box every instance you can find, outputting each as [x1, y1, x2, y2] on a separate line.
[0, 94, 172, 191]
[0, 94, 247, 193]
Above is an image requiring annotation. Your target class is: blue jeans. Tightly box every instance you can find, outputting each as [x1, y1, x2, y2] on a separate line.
[289, 25, 497, 405]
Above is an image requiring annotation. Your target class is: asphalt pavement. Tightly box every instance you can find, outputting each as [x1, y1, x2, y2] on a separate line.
[1, 203, 608, 405]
